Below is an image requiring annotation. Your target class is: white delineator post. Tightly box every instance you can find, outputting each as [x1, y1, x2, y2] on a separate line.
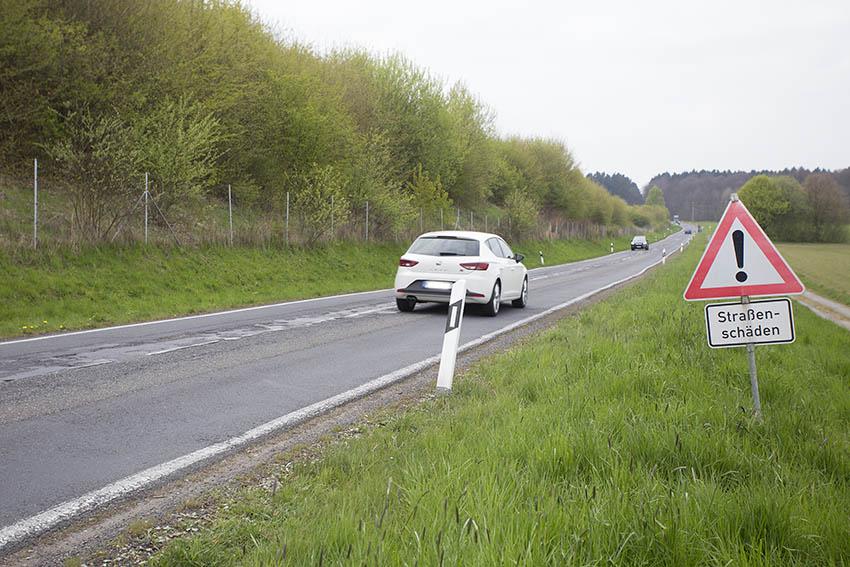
[436, 280, 467, 394]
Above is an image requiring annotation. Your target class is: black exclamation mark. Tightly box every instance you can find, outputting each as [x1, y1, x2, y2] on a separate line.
[733, 230, 747, 282]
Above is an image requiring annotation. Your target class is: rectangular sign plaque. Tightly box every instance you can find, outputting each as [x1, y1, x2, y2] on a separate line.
[705, 298, 795, 348]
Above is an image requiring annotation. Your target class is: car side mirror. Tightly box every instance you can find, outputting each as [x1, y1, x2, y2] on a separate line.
[514, 253, 525, 263]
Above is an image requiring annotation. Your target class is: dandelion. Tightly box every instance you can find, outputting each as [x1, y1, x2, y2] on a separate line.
[43, 320, 47, 324]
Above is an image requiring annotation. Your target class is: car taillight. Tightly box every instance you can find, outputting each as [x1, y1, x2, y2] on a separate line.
[460, 262, 489, 271]
[399, 258, 418, 267]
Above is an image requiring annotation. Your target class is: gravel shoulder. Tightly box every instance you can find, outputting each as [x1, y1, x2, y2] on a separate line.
[795, 290, 850, 331]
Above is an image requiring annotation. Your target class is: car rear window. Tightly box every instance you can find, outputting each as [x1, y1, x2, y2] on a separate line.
[408, 237, 480, 256]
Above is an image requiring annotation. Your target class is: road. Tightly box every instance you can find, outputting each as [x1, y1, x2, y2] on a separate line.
[0, 229, 692, 550]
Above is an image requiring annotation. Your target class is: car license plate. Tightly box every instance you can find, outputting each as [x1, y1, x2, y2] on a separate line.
[423, 281, 452, 290]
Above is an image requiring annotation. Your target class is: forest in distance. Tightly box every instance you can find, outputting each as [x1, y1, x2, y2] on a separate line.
[2, 0, 847, 247]
[590, 168, 850, 243]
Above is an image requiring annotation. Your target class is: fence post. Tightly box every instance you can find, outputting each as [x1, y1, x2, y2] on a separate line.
[365, 200, 369, 242]
[469, 211, 473, 230]
[440, 208, 443, 230]
[144, 172, 149, 244]
[286, 191, 290, 244]
[420, 208, 423, 232]
[228, 184, 233, 247]
[33, 158, 38, 249]
[330, 195, 334, 240]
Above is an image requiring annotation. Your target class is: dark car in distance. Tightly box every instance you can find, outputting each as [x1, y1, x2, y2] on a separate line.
[630, 235, 649, 250]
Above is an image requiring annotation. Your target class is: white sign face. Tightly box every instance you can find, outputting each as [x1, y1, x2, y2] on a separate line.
[684, 199, 804, 300]
[705, 298, 795, 348]
[700, 218, 785, 289]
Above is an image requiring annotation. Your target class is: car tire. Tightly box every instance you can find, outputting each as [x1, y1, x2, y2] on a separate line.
[396, 297, 416, 312]
[483, 281, 501, 317]
[512, 277, 528, 308]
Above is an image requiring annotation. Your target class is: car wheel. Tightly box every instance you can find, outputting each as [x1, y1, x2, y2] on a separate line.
[512, 277, 528, 308]
[483, 281, 501, 317]
[396, 297, 416, 312]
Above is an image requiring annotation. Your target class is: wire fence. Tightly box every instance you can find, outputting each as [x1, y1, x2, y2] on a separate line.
[1, 162, 628, 251]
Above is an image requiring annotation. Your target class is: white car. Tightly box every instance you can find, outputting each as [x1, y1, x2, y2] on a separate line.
[394, 231, 528, 316]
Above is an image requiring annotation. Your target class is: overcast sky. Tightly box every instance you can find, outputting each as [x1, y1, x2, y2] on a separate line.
[246, 0, 849, 190]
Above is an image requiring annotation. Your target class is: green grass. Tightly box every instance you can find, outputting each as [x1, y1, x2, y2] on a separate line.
[0, 228, 678, 339]
[0, 242, 408, 338]
[519, 226, 676, 268]
[777, 243, 850, 307]
[147, 235, 850, 566]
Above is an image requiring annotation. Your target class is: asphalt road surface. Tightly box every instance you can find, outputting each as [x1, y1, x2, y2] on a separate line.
[0, 229, 693, 550]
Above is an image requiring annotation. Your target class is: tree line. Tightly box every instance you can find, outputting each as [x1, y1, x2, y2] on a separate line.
[738, 173, 850, 242]
[586, 172, 643, 206]
[646, 168, 850, 230]
[0, 0, 662, 244]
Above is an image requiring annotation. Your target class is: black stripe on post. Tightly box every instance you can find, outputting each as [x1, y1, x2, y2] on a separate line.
[445, 300, 463, 333]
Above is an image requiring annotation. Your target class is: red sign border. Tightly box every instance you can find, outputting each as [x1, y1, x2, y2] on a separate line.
[683, 200, 804, 301]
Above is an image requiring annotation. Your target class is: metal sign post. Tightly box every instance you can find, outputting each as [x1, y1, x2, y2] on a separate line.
[741, 295, 762, 419]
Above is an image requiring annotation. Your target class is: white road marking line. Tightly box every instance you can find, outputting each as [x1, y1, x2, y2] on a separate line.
[69, 359, 114, 369]
[0, 245, 686, 550]
[147, 340, 220, 356]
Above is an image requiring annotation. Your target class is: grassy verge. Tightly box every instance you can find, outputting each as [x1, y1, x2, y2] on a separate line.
[0, 242, 407, 338]
[777, 242, 850, 307]
[146, 235, 850, 566]
[0, 228, 676, 339]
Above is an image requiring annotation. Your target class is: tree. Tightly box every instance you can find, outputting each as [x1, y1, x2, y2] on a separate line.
[47, 107, 142, 240]
[446, 83, 496, 207]
[644, 185, 666, 208]
[804, 173, 850, 242]
[587, 172, 643, 205]
[406, 164, 453, 218]
[738, 175, 790, 237]
[770, 176, 811, 241]
[287, 164, 350, 244]
[503, 189, 539, 241]
[139, 97, 224, 215]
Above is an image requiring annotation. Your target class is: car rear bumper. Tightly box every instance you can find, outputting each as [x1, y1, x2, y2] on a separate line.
[394, 277, 490, 304]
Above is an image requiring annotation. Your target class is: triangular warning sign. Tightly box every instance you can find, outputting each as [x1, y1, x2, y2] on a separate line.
[683, 198, 804, 300]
